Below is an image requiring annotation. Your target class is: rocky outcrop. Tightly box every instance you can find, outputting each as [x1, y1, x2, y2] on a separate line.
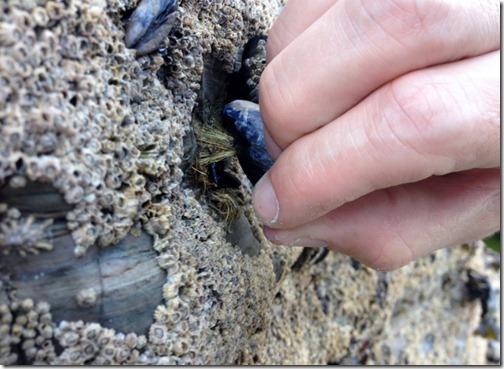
[0, 0, 499, 365]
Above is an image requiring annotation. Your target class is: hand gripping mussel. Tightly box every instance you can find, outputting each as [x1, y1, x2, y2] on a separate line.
[223, 99, 330, 266]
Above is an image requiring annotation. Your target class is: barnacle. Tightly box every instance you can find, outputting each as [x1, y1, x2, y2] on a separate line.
[31, 7, 49, 27]
[156, 253, 179, 274]
[114, 345, 131, 362]
[125, 0, 179, 56]
[45, 1, 66, 21]
[0, 22, 21, 46]
[148, 323, 170, 345]
[59, 330, 80, 348]
[0, 216, 53, 256]
[97, 327, 115, 347]
[124, 332, 138, 349]
[75, 288, 98, 309]
[10, 8, 34, 29]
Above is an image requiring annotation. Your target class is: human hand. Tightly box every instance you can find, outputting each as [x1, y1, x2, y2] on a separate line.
[253, 0, 500, 270]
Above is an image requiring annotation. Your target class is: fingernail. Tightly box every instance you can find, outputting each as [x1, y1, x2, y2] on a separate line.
[287, 237, 328, 248]
[253, 173, 279, 225]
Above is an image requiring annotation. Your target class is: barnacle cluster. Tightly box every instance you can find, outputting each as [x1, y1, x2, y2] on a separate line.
[235, 35, 267, 103]
[0, 296, 56, 365]
[52, 320, 150, 365]
[0, 0, 290, 365]
[0, 0, 182, 257]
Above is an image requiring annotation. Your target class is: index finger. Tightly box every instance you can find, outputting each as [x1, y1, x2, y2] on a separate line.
[254, 51, 500, 229]
[259, 0, 500, 151]
[266, 0, 338, 62]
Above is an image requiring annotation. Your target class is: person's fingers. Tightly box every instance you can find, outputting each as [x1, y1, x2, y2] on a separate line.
[263, 168, 500, 271]
[266, 0, 338, 63]
[259, 0, 500, 150]
[263, 126, 283, 160]
[253, 51, 500, 229]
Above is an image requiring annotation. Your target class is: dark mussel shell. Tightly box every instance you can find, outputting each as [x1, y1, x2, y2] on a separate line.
[125, 0, 178, 56]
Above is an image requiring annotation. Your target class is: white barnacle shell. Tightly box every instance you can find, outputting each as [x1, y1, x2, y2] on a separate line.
[59, 330, 80, 348]
[0, 22, 22, 46]
[82, 323, 101, 341]
[31, 6, 49, 27]
[153, 305, 170, 324]
[148, 323, 169, 345]
[45, 1, 66, 21]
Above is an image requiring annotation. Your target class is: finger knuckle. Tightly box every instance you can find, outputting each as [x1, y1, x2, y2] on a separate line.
[365, 256, 406, 271]
[389, 77, 436, 129]
[362, 233, 415, 271]
[259, 65, 297, 145]
[350, 0, 451, 49]
[378, 76, 442, 156]
[282, 145, 318, 197]
[274, 141, 331, 215]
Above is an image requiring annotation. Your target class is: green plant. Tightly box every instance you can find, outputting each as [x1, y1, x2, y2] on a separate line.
[483, 231, 500, 253]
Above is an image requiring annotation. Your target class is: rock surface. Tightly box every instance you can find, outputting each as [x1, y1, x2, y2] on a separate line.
[0, 0, 499, 365]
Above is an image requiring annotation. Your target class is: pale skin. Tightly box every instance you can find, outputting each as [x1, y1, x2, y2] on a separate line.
[253, 0, 500, 270]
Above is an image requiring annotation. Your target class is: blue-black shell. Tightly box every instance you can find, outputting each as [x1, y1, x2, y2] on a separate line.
[125, 0, 178, 56]
[223, 100, 274, 174]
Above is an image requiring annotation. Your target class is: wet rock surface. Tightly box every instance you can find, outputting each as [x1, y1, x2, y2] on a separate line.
[0, 0, 499, 365]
